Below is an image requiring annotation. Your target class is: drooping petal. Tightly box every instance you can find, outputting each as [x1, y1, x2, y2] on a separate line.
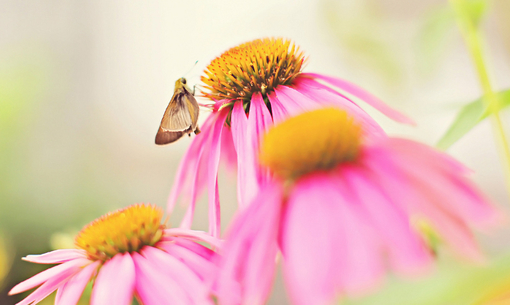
[163, 228, 223, 249]
[9, 258, 89, 295]
[22, 249, 87, 264]
[274, 86, 316, 116]
[14, 262, 82, 305]
[158, 241, 218, 280]
[247, 92, 274, 184]
[141, 246, 213, 304]
[383, 138, 497, 227]
[281, 174, 383, 305]
[267, 91, 289, 124]
[216, 181, 284, 305]
[339, 166, 432, 275]
[231, 102, 259, 208]
[168, 112, 216, 226]
[301, 72, 415, 125]
[132, 252, 190, 305]
[363, 145, 486, 261]
[90, 253, 135, 305]
[291, 78, 385, 138]
[220, 123, 237, 173]
[206, 108, 229, 237]
[55, 261, 100, 305]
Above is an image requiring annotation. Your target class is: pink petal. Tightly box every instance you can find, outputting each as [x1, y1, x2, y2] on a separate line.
[173, 238, 215, 259]
[216, 182, 283, 305]
[168, 112, 216, 228]
[91, 253, 135, 305]
[267, 91, 289, 124]
[364, 146, 484, 261]
[281, 174, 383, 304]
[301, 72, 415, 125]
[206, 108, 229, 237]
[220, 124, 237, 173]
[231, 102, 259, 208]
[14, 263, 81, 305]
[55, 261, 100, 305]
[141, 247, 213, 304]
[163, 228, 223, 249]
[340, 166, 432, 275]
[22, 249, 87, 264]
[158, 241, 218, 280]
[132, 252, 191, 305]
[9, 258, 89, 295]
[274, 86, 316, 115]
[247, 93, 274, 184]
[291, 78, 385, 138]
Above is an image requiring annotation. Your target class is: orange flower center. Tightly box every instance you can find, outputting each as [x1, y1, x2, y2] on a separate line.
[260, 108, 362, 181]
[75, 204, 165, 261]
[201, 38, 306, 104]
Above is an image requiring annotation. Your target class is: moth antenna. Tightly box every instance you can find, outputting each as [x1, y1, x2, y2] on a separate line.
[183, 60, 199, 78]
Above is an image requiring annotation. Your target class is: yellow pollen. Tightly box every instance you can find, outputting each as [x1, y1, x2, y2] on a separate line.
[75, 204, 165, 261]
[260, 108, 362, 181]
[201, 38, 306, 103]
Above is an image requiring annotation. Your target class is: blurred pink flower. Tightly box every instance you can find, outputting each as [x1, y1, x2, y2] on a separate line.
[215, 108, 499, 305]
[168, 38, 413, 237]
[9, 204, 221, 305]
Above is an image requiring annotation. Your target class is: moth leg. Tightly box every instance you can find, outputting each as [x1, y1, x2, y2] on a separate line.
[194, 126, 201, 135]
[192, 85, 196, 96]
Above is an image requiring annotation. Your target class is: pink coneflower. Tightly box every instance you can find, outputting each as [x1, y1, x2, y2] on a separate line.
[215, 108, 499, 305]
[9, 204, 221, 305]
[168, 38, 414, 237]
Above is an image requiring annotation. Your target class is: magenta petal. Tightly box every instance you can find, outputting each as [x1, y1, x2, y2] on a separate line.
[132, 252, 191, 305]
[231, 102, 259, 208]
[282, 174, 385, 305]
[141, 247, 213, 304]
[292, 78, 385, 138]
[23, 249, 87, 264]
[9, 258, 89, 295]
[206, 108, 229, 237]
[158, 241, 218, 279]
[220, 124, 237, 173]
[216, 182, 283, 305]
[302, 72, 415, 125]
[14, 262, 82, 305]
[274, 86, 315, 116]
[364, 146, 485, 261]
[341, 167, 432, 275]
[163, 228, 222, 249]
[168, 113, 215, 229]
[55, 261, 100, 305]
[173, 237, 215, 259]
[267, 91, 289, 124]
[91, 253, 135, 305]
[383, 138, 497, 226]
[247, 93, 274, 183]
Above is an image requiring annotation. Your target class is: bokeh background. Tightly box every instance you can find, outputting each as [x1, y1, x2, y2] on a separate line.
[1, 0, 510, 304]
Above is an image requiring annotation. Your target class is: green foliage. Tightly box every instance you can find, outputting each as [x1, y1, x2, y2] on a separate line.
[342, 254, 510, 305]
[437, 89, 510, 150]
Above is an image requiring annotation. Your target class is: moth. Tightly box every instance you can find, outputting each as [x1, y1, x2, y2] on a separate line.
[155, 77, 200, 145]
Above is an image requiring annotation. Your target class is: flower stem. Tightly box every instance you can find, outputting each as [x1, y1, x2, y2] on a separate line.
[449, 0, 510, 198]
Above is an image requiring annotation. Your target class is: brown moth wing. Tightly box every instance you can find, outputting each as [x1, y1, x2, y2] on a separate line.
[155, 128, 185, 145]
[160, 93, 193, 132]
[183, 93, 200, 131]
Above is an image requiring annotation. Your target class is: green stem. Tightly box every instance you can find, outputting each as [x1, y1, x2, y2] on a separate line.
[449, 0, 510, 198]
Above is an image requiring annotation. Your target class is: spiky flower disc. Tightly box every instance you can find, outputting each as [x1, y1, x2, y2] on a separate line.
[75, 204, 165, 261]
[201, 38, 306, 103]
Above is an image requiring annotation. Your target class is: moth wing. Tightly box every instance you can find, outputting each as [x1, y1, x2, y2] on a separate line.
[183, 93, 200, 129]
[160, 94, 193, 131]
[155, 128, 185, 145]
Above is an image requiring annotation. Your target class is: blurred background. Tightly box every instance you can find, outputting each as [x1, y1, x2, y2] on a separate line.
[1, 0, 510, 304]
